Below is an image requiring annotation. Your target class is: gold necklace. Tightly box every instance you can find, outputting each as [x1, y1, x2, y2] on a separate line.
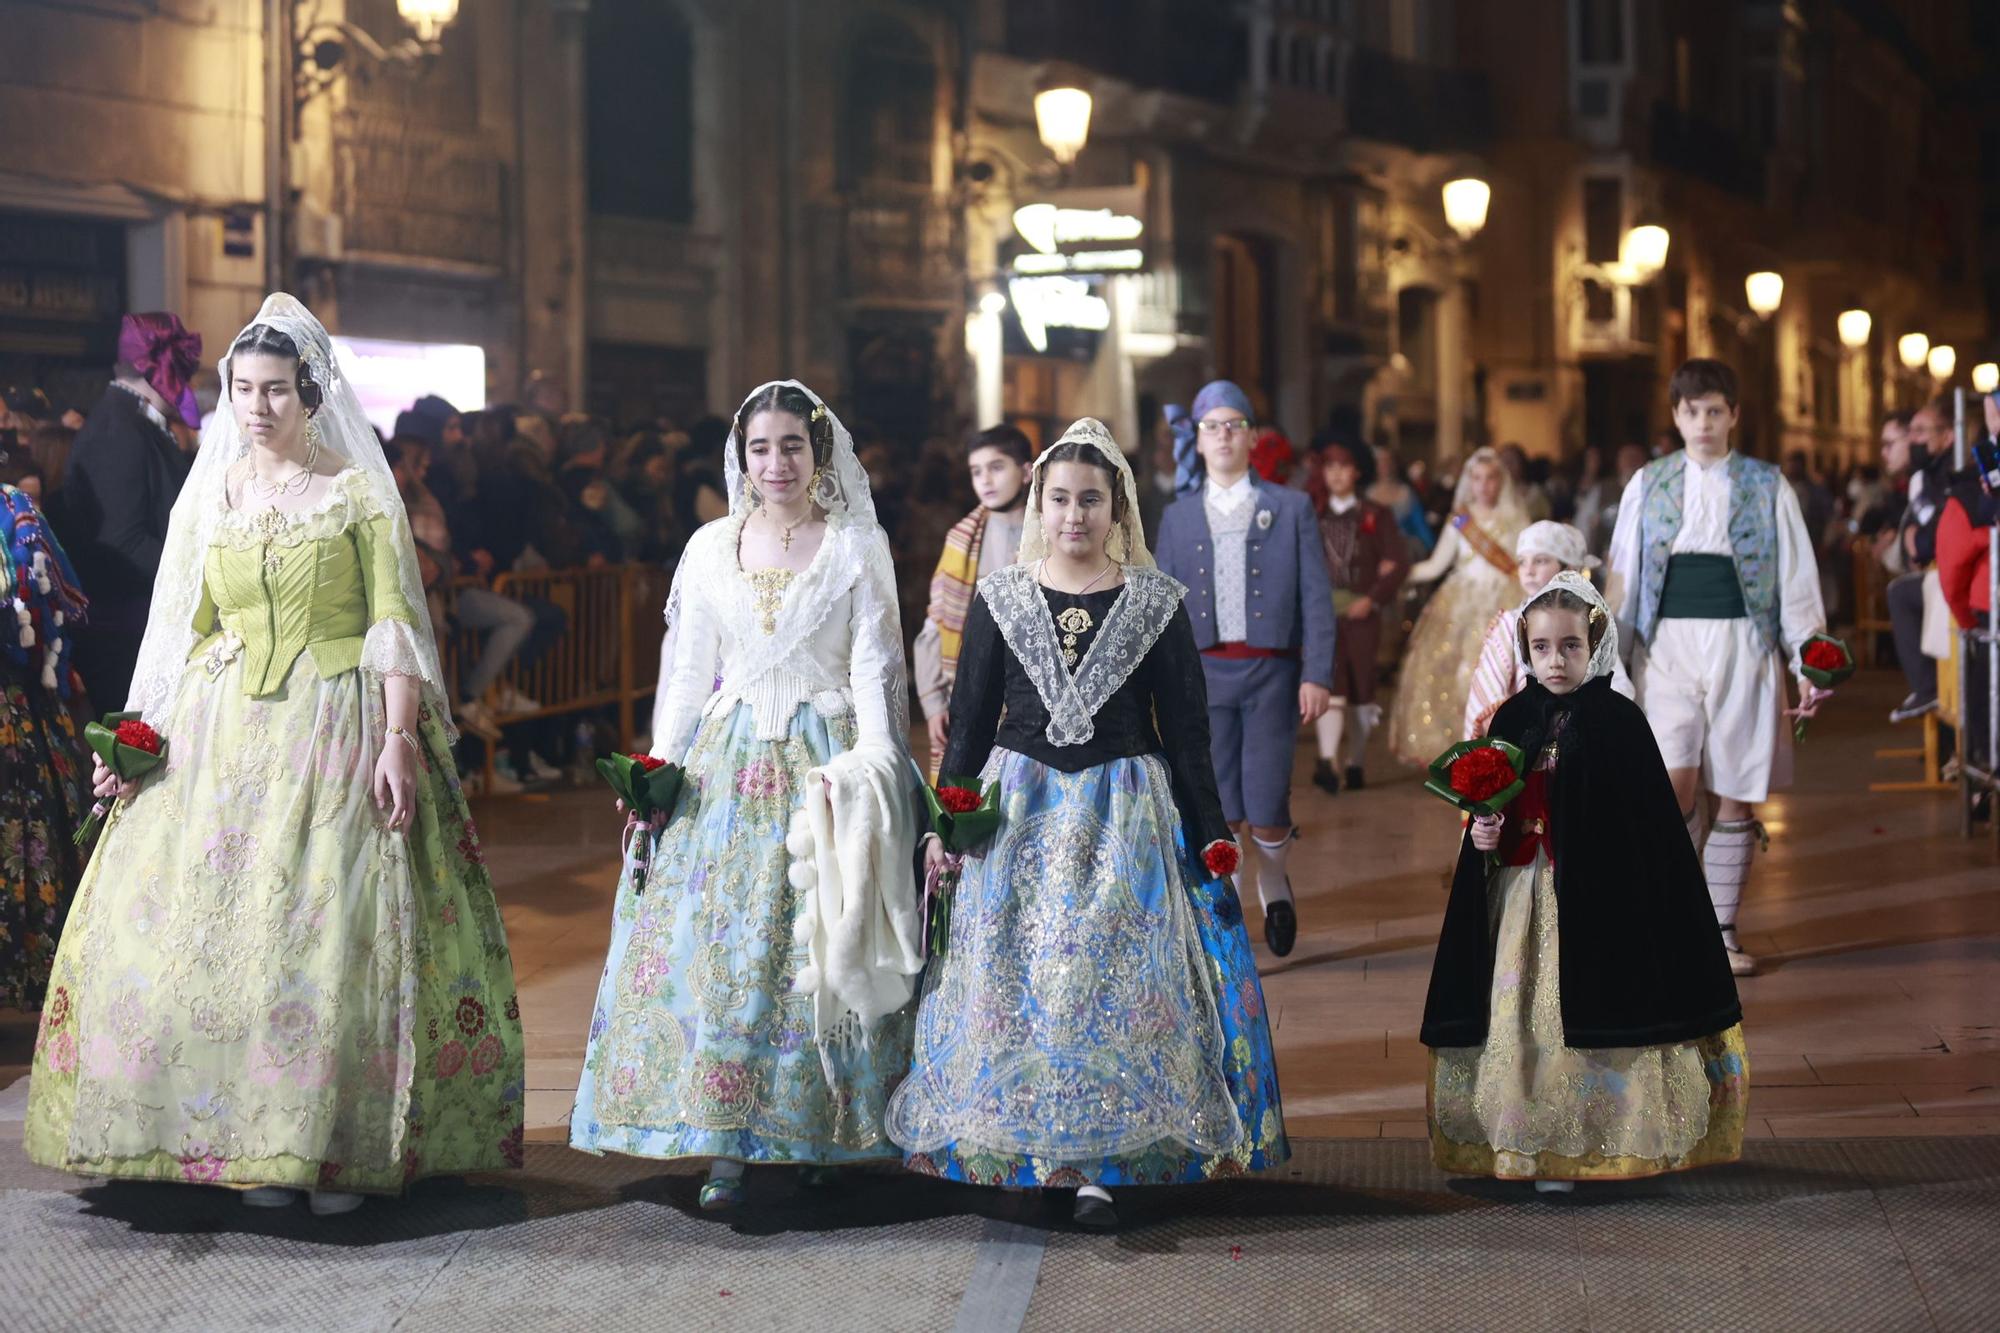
[764, 507, 812, 552]
[248, 425, 320, 501]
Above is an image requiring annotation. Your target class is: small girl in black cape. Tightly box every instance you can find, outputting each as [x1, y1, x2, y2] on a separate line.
[1420, 572, 1748, 1190]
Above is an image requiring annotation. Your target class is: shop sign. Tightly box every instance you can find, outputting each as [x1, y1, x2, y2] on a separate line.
[1008, 275, 1110, 354]
[1009, 186, 1147, 276]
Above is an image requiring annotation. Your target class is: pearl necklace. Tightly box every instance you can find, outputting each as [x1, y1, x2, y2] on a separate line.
[247, 426, 320, 501]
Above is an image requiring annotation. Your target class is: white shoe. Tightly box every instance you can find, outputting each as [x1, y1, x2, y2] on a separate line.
[309, 1190, 365, 1216]
[242, 1186, 299, 1208]
[525, 752, 564, 782]
[1727, 947, 1760, 977]
[456, 699, 503, 741]
[495, 685, 542, 713]
[1534, 1180, 1575, 1194]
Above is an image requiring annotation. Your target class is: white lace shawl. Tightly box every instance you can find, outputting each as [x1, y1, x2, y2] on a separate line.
[978, 563, 1187, 747]
[650, 510, 910, 763]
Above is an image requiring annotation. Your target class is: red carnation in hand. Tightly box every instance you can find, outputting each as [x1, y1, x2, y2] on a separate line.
[936, 785, 981, 815]
[113, 720, 163, 755]
[1802, 640, 1848, 673]
[1203, 841, 1240, 878]
[1449, 746, 1518, 804]
[628, 753, 666, 772]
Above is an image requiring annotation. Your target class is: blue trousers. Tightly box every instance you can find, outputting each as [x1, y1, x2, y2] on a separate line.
[1202, 654, 1301, 829]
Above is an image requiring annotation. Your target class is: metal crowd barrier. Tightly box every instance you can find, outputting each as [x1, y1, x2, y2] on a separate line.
[438, 563, 672, 789]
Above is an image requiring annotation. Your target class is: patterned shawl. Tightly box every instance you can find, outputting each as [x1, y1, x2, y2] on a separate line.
[926, 505, 989, 682]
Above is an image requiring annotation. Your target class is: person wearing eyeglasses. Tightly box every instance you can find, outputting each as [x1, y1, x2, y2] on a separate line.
[1155, 380, 1335, 957]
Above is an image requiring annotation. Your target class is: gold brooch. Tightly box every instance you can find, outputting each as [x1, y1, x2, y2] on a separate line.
[1056, 605, 1094, 668]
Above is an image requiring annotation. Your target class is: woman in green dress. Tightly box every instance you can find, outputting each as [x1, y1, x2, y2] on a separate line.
[24, 294, 524, 1216]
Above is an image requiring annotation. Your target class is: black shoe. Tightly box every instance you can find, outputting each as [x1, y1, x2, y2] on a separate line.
[1344, 765, 1366, 791]
[1889, 693, 1939, 724]
[1073, 1191, 1118, 1231]
[1311, 760, 1341, 795]
[1263, 899, 1297, 957]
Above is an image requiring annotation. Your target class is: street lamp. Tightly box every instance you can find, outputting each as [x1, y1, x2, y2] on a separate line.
[1927, 345, 1956, 381]
[395, 0, 459, 43]
[1974, 362, 1999, 395]
[1897, 333, 1930, 372]
[1441, 178, 1491, 242]
[294, 0, 461, 115]
[1744, 271, 1783, 319]
[1033, 73, 1093, 166]
[1618, 224, 1670, 283]
[1837, 309, 1872, 349]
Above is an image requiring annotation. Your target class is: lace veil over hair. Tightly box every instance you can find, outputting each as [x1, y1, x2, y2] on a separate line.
[1016, 417, 1156, 569]
[124, 293, 453, 733]
[1519, 570, 1622, 683]
[1452, 444, 1530, 530]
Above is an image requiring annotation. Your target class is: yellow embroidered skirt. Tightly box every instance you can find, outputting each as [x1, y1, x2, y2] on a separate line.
[1428, 852, 1748, 1181]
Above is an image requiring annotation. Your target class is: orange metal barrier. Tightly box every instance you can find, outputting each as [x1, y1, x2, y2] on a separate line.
[438, 563, 671, 762]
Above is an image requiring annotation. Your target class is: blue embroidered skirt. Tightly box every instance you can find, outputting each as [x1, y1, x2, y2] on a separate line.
[887, 749, 1288, 1187]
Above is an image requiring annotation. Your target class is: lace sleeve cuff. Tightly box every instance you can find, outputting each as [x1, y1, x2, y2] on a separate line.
[361, 615, 433, 683]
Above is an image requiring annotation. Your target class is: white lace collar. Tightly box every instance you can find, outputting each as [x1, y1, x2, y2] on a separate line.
[981, 563, 1187, 747]
[699, 509, 870, 665]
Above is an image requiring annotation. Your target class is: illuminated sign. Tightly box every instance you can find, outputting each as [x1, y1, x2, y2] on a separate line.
[1008, 276, 1111, 353]
[332, 336, 486, 437]
[1009, 187, 1147, 276]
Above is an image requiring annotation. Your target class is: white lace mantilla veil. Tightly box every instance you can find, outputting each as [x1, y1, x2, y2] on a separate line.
[1521, 570, 1622, 683]
[125, 293, 454, 734]
[1015, 416, 1155, 568]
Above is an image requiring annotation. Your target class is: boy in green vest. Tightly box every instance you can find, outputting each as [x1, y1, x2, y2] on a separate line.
[1606, 359, 1832, 976]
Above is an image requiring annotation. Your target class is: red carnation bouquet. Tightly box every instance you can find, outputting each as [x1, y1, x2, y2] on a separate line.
[596, 750, 686, 894]
[74, 712, 169, 846]
[1422, 737, 1527, 818]
[1201, 840, 1240, 879]
[918, 773, 1001, 957]
[1792, 633, 1854, 741]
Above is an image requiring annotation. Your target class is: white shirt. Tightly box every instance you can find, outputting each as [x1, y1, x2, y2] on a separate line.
[1605, 454, 1825, 672]
[1327, 494, 1358, 516]
[1205, 474, 1257, 641]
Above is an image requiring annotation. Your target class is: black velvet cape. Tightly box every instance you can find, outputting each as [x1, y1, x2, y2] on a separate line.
[1419, 675, 1743, 1050]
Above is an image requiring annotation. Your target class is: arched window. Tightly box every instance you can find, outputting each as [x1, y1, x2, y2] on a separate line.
[587, 0, 695, 223]
[840, 17, 937, 191]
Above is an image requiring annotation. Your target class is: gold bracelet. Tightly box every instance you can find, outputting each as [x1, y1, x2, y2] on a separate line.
[385, 724, 423, 758]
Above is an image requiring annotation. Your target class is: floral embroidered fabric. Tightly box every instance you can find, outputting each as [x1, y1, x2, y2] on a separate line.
[571, 703, 913, 1164]
[1428, 848, 1749, 1180]
[886, 750, 1246, 1167]
[26, 632, 523, 1191]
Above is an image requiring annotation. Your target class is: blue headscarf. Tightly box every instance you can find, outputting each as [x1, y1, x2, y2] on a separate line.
[1169, 379, 1255, 494]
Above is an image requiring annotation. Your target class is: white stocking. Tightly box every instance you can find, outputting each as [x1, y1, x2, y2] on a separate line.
[1703, 819, 1760, 953]
[1315, 702, 1347, 762]
[1251, 834, 1293, 910]
[1682, 798, 1707, 853]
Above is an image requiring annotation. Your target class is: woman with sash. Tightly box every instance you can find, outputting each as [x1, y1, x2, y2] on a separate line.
[1389, 446, 1529, 765]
